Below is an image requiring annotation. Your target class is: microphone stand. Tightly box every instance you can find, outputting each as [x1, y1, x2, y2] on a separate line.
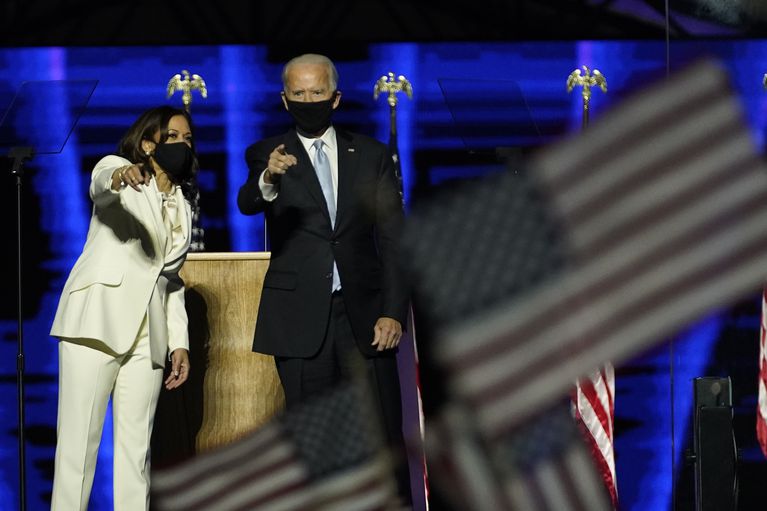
[10, 146, 34, 511]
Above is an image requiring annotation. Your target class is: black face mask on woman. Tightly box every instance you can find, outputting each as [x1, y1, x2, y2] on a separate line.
[285, 95, 336, 134]
[152, 142, 194, 182]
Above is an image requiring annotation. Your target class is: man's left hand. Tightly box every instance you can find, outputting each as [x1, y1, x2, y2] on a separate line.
[372, 317, 402, 351]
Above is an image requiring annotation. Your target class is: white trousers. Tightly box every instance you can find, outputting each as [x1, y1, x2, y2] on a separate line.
[51, 317, 164, 511]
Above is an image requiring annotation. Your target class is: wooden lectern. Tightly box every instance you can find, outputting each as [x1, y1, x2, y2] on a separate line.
[180, 252, 285, 452]
[152, 254, 426, 506]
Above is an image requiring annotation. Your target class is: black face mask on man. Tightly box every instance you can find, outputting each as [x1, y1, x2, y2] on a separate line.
[285, 95, 337, 134]
[152, 142, 194, 182]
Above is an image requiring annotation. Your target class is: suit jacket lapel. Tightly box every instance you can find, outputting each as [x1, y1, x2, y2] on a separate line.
[166, 186, 191, 262]
[285, 130, 332, 226]
[335, 129, 358, 231]
[143, 179, 167, 252]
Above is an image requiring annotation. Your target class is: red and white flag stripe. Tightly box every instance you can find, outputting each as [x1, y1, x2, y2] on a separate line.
[574, 363, 617, 507]
[757, 289, 767, 457]
[407, 308, 430, 508]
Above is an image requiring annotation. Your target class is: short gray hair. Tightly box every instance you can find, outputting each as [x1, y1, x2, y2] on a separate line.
[281, 54, 339, 92]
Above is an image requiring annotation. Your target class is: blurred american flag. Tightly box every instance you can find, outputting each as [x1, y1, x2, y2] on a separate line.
[404, 59, 767, 510]
[152, 384, 401, 511]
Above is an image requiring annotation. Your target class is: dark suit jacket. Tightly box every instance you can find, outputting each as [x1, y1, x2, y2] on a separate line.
[238, 128, 409, 358]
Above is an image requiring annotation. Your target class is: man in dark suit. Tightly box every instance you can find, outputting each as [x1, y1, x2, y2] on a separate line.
[237, 53, 412, 505]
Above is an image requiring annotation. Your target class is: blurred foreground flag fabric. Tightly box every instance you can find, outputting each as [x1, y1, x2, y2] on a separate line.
[403, 60, 767, 510]
[151, 384, 399, 511]
[426, 402, 611, 510]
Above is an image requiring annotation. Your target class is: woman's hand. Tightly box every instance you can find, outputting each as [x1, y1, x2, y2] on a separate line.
[165, 348, 190, 390]
[111, 163, 149, 191]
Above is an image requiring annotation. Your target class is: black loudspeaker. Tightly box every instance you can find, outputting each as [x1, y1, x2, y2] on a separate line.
[692, 377, 738, 511]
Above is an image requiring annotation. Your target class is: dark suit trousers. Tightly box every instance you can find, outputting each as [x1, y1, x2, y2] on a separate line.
[274, 292, 413, 506]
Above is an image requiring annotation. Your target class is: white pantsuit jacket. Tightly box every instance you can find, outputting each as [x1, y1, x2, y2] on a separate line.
[50, 155, 191, 366]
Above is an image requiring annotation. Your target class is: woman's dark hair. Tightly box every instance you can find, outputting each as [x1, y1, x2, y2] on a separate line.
[117, 106, 199, 207]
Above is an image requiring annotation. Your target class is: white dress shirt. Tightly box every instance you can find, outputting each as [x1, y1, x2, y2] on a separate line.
[259, 126, 339, 202]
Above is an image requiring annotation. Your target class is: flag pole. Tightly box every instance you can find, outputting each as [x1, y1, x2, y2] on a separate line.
[166, 69, 208, 113]
[374, 71, 428, 506]
[166, 70, 208, 252]
[567, 65, 618, 509]
[567, 66, 607, 129]
[374, 72, 412, 201]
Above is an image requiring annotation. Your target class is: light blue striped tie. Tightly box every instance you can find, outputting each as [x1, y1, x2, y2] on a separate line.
[313, 139, 336, 227]
[313, 139, 340, 291]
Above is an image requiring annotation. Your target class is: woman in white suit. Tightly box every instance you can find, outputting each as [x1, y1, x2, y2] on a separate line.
[49, 106, 198, 510]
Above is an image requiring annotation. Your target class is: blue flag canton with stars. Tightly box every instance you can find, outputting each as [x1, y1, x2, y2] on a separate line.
[280, 384, 385, 479]
[401, 166, 567, 328]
